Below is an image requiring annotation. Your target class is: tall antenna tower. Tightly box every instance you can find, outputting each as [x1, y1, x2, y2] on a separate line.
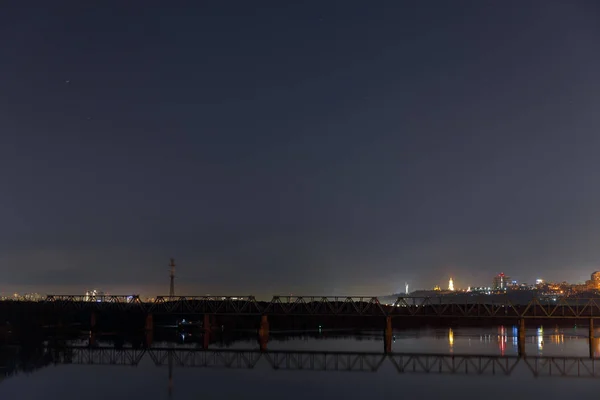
[169, 258, 176, 298]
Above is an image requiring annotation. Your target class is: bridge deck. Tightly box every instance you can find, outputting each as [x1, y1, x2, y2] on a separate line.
[7, 295, 598, 318]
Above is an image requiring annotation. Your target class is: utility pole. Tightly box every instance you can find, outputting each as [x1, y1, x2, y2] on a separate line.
[169, 258, 175, 298]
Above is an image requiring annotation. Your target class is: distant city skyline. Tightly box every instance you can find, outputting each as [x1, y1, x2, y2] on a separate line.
[1, 265, 598, 298]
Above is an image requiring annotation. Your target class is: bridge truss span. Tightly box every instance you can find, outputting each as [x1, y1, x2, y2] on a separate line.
[148, 296, 261, 315]
[262, 296, 387, 317]
[387, 297, 600, 319]
[29, 295, 600, 318]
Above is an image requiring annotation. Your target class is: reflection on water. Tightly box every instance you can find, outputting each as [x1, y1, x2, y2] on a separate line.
[413, 325, 600, 357]
[550, 327, 565, 345]
[2, 326, 600, 399]
[498, 326, 506, 355]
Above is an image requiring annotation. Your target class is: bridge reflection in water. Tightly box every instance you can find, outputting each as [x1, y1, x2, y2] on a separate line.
[7, 345, 600, 379]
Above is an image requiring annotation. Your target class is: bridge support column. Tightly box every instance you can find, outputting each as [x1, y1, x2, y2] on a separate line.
[88, 308, 97, 346]
[145, 314, 154, 347]
[384, 316, 393, 353]
[258, 315, 269, 352]
[203, 314, 211, 349]
[589, 319, 595, 358]
[518, 318, 526, 357]
[90, 311, 97, 331]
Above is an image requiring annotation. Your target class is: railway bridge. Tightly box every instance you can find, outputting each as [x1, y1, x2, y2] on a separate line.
[2, 295, 600, 355]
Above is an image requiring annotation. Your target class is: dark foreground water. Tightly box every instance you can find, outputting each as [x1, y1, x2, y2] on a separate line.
[2, 325, 600, 399]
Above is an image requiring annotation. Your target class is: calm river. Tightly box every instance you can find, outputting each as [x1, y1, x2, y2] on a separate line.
[2, 325, 600, 399]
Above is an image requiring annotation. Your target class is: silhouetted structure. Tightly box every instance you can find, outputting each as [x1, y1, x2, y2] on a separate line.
[169, 258, 176, 298]
[3, 295, 600, 355]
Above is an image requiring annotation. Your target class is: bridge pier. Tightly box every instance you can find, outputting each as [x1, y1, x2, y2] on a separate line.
[90, 311, 97, 331]
[87, 308, 97, 346]
[258, 315, 269, 352]
[145, 314, 154, 347]
[518, 318, 526, 357]
[384, 316, 393, 353]
[589, 319, 595, 358]
[203, 314, 211, 349]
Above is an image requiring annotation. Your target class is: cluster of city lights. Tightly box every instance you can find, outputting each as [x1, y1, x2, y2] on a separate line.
[412, 271, 600, 298]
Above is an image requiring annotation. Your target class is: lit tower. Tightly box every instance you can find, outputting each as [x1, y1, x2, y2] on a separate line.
[448, 277, 455, 291]
[405, 282, 409, 294]
[169, 258, 176, 298]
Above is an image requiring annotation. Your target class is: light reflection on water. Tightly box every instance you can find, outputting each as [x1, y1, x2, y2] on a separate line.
[2, 325, 600, 400]
[247, 325, 597, 357]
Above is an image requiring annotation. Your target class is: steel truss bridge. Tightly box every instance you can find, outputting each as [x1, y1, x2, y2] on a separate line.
[28, 346, 600, 379]
[34, 295, 600, 318]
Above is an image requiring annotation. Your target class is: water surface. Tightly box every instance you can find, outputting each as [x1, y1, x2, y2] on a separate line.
[2, 325, 600, 400]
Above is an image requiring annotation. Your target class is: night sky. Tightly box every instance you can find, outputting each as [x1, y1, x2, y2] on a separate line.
[2, 1, 600, 297]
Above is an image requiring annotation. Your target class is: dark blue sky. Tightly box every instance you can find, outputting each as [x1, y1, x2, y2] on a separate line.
[1, 1, 600, 296]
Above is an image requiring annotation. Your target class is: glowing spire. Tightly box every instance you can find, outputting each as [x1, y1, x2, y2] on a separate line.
[449, 277, 455, 291]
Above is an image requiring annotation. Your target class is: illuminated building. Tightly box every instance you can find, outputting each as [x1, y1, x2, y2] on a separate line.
[433, 285, 441, 291]
[448, 277, 455, 291]
[591, 271, 600, 290]
[492, 273, 510, 290]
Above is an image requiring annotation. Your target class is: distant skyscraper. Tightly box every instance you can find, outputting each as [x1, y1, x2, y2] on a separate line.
[492, 273, 510, 290]
[405, 282, 409, 294]
[448, 277, 455, 291]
